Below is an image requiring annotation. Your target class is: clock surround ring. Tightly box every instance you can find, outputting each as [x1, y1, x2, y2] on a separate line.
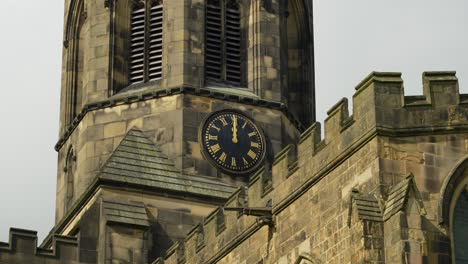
[198, 109, 267, 176]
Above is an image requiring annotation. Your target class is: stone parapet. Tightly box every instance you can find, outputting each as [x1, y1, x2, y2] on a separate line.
[158, 71, 468, 263]
[0, 228, 80, 263]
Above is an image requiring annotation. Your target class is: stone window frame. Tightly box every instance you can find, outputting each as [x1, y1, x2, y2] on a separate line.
[439, 155, 468, 263]
[128, 0, 164, 85]
[450, 183, 468, 263]
[109, 0, 165, 95]
[63, 0, 88, 127]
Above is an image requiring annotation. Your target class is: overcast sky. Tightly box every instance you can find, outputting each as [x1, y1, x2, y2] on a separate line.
[0, 0, 467, 242]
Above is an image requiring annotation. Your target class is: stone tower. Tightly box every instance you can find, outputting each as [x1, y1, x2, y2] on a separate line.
[1, 1, 467, 263]
[52, 0, 314, 261]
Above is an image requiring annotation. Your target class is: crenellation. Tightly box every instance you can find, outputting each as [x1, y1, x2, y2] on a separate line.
[164, 241, 185, 264]
[422, 71, 459, 107]
[272, 144, 294, 182]
[0, 228, 79, 262]
[248, 168, 265, 204]
[14, 3, 468, 259]
[128, 73, 467, 263]
[324, 97, 352, 142]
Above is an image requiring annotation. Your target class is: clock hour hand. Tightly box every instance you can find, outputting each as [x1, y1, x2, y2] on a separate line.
[232, 115, 238, 143]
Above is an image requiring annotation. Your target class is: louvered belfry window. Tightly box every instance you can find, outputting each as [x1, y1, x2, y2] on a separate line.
[129, 0, 163, 85]
[205, 0, 242, 86]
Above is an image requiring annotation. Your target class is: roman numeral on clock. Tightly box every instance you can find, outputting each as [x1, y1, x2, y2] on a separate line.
[210, 144, 221, 154]
[247, 149, 257, 160]
[219, 152, 227, 163]
[220, 117, 228, 126]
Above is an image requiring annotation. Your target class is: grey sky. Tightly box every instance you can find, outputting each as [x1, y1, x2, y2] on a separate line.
[0, 0, 467, 242]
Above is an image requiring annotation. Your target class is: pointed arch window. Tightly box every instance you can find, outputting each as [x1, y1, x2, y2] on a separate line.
[63, 2, 88, 127]
[205, 0, 242, 86]
[129, 0, 164, 85]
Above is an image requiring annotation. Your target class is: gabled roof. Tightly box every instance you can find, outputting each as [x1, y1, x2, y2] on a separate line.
[99, 128, 237, 199]
[383, 175, 426, 221]
[102, 199, 149, 227]
[352, 193, 382, 222]
[348, 190, 382, 226]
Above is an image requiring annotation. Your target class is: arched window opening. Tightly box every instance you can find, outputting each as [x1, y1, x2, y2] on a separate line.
[64, 1, 88, 127]
[148, 1, 164, 81]
[129, 2, 146, 84]
[205, 0, 242, 86]
[286, 0, 314, 127]
[72, 15, 88, 120]
[441, 158, 468, 263]
[129, 0, 164, 86]
[453, 186, 468, 263]
[112, 0, 164, 93]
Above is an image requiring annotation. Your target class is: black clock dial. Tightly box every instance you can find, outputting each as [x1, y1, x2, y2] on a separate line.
[200, 110, 266, 174]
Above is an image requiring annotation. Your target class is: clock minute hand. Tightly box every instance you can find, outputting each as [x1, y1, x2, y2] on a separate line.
[232, 115, 238, 143]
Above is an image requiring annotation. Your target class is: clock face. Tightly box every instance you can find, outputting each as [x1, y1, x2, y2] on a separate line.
[200, 110, 266, 175]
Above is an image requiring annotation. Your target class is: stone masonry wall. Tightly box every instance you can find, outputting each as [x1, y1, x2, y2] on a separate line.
[160, 72, 468, 264]
[55, 91, 300, 223]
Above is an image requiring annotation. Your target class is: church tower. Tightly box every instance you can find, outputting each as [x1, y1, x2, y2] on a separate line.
[49, 0, 314, 261]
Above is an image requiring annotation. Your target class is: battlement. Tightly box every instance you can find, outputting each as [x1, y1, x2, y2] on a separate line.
[0, 228, 79, 263]
[158, 71, 468, 264]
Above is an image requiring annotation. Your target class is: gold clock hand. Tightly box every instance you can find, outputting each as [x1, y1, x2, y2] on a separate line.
[232, 115, 238, 143]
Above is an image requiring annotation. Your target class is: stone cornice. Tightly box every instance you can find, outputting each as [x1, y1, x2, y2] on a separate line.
[55, 86, 305, 151]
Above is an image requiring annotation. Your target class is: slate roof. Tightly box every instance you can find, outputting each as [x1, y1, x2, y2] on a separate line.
[102, 199, 149, 227]
[383, 175, 425, 221]
[99, 129, 237, 199]
[351, 192, 382, 222]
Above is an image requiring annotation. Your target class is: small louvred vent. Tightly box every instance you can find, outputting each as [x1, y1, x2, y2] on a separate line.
[148, 2, 163, 81]
[129, 6, 146, 84]
[224, 5, 241, 85]
[205, 0, 222, 82]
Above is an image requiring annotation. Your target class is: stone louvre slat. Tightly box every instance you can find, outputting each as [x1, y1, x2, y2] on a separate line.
[351, 193, 383, 222]
[356, 200, 382, 222]
[357, 208, 382, 218]
[355, 199, 381, 209]
[383, 176, 417, 221]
